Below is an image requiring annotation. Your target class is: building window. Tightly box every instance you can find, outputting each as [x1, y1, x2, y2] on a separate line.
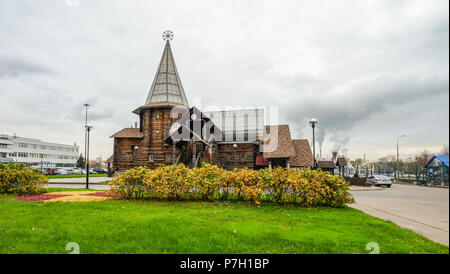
[18, 152, 29, 157]
[241, 153, 246, 161]
[19, 143, 28, 148]
[0, 144, 7, 149]
[149, 155, 154, 162]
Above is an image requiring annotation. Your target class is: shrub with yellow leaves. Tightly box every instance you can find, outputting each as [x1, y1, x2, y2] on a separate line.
[0, 163, 47, 195]
[108, 163, 354, 207]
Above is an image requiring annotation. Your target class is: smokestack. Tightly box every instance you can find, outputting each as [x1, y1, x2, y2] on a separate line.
[332, 151, 338, 162]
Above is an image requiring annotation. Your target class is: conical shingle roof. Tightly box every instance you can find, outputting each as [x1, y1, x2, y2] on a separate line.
[145, 39, 189, 107]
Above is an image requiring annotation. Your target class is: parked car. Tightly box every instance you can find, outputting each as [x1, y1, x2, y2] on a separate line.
[45, 168, 57, 175]
[72, 168, 83, 175]
[93, 168, 107, 174]
[368, 175, 392, 187]
[66, 168, 76, 175]
[55, 168, 68, 175]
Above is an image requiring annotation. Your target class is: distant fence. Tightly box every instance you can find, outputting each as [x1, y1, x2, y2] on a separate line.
[357, 163, 449, 186]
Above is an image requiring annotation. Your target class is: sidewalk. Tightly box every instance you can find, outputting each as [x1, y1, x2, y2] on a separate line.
[350, 184, 449, 246]
[48, 177, 113, 184]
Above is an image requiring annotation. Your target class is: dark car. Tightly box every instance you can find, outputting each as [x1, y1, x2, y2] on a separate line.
[93, 168, 107, 174]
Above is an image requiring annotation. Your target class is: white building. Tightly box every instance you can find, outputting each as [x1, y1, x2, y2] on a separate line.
[0, 134, 79, 168]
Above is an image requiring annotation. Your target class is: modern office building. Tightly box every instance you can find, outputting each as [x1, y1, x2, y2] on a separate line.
[0, 134, 79, 168]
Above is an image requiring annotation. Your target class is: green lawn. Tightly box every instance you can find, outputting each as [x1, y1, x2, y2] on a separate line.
[0, 188, 447, 254]
[45, 174, 107, 179]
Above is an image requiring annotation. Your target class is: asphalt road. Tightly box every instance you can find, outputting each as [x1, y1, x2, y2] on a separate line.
[350, 183, 449, 246]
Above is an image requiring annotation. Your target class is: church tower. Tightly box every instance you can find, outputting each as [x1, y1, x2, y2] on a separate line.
[111, 31, 190, 171]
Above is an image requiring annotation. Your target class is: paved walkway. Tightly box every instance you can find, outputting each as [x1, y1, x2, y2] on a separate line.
[350, 183, 449, 246]
[47, 177, 113, 190]
[48, 177, 113, 184]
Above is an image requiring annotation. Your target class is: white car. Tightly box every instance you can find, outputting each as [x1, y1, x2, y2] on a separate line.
[368, 175, 392, 187]
[72, 168, 83, 175]
[55, 168, 68, 175]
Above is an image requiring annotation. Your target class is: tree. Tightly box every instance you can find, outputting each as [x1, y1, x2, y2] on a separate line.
[88, 160, 101, 168]
[440, 145, 449, 155]
[351, 158, 363, 166]
[76, 154, 85, 168]
[415, 150, 432, 166]
[414, 150, 433, 179]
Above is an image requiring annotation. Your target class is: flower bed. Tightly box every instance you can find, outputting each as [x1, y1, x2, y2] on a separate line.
[17, 191, 115, 202]
[109, 163, 354, 207]
[17, 194, 68, 202]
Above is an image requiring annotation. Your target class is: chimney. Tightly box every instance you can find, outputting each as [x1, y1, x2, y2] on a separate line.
[135, 122, 138, 128]
[332, 151, 338, 162]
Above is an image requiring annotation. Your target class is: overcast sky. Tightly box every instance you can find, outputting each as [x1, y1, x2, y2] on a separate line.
[0, 0, 448, 161]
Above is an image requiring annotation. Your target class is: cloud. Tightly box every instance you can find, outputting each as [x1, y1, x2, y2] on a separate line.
[0, 56, 51, 78]
[0, 0, 448, 161]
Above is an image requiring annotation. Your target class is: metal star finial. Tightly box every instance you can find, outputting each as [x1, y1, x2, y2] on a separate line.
[162, 30, 174, 41]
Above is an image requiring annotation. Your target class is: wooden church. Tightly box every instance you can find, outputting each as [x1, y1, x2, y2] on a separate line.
[110, 31, 314, 172]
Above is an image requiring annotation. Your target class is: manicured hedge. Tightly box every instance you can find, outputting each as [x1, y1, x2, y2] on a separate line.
[0, 163, 48, 195]
[109, 163, 354, 207]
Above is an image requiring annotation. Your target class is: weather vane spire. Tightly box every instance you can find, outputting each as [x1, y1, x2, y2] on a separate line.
[162, 30, 174, 41]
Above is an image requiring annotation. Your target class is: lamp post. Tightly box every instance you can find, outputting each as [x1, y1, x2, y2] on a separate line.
[83, 103, 89, 167]
[309, 118, 318, 168]
[85, 124, 93, 189]
[396, 134, 407, 182]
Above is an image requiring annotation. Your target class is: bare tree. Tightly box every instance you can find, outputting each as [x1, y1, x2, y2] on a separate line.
[440, 145, 449, 155]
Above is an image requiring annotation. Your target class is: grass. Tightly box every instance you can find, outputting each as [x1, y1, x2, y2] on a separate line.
[0, 188, 448, 254]
[45, 174, 107, 179]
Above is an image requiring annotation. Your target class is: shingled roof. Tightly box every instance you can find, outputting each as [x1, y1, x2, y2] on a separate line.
[317, 160, 336, 169]
[263, 125, 295, 158]
[290, 139, 314, 167]
[106, 155, 114, 163]
[110, 128, 144, 139]
[145, 39, 189, 107]
[336, 157, 347, 167]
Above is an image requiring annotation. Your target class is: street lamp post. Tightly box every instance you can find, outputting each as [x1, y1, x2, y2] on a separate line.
[396, 134, 407, 182]
[83, 104, 89, 170]
[85, 125, 93, 189]
[309, 118, 318, 168]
